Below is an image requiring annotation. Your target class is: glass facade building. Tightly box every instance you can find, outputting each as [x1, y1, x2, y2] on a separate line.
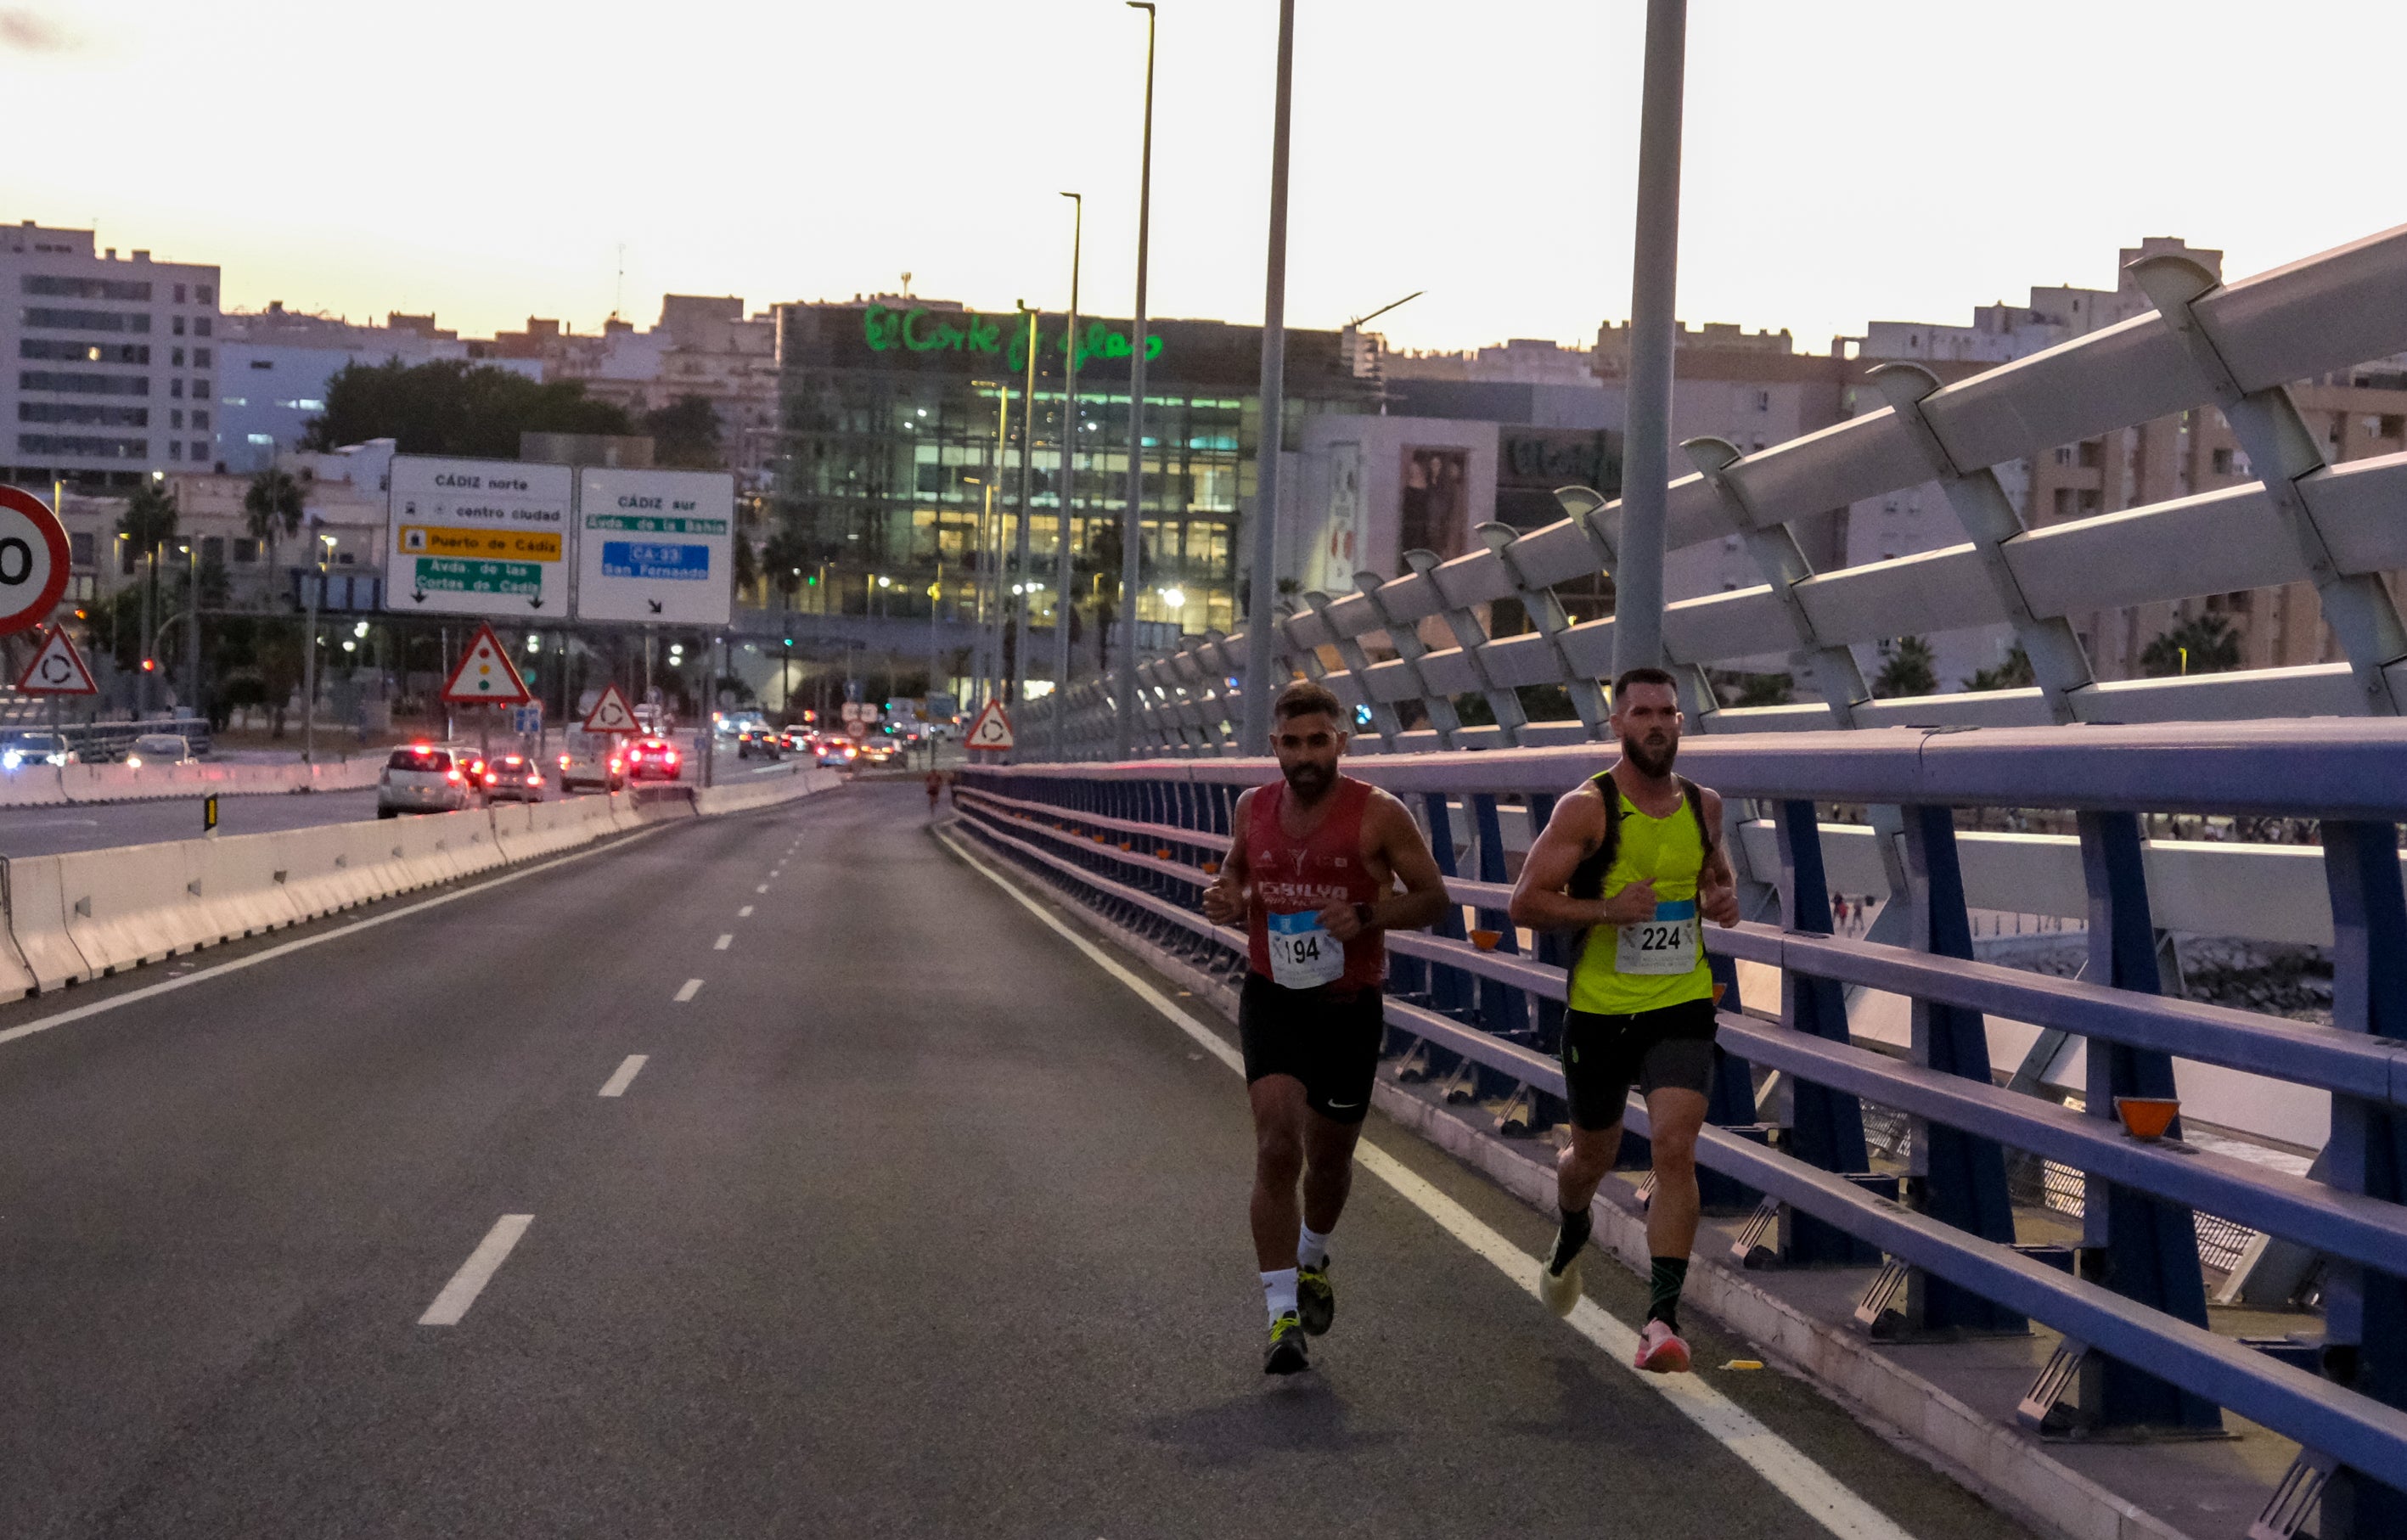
[771, 300, 1369, 683]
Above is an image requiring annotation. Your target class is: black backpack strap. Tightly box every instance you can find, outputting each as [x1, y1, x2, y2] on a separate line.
[1677, 774, 1718, 859]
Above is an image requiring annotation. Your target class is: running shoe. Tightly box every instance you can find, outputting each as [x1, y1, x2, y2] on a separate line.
[1263, 1311, 1310, 1375]
[1296, 1259, 1336, 1336]
[1634, 1318, 1691, 1374]
[1538, 1251, 1583, 1318]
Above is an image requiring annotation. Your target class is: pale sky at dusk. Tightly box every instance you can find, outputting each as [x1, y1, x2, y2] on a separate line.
[8, 2, 2405, 355]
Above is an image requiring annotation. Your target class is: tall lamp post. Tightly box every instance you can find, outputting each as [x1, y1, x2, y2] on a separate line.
[1054, 190, 1083, 760]
[1611, 0, 1689, 678]
[1115, 0, 1158, 762]
[301, 523, 332, 766]
[1010, 304, 1039, 716]
[1240, 0, 1296, 754]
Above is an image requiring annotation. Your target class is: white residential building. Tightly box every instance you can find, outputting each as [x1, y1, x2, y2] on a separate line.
[3, 220, 222, 489]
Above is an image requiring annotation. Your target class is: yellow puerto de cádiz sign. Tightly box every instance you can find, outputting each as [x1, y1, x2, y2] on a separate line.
[398, 526, 565, 562]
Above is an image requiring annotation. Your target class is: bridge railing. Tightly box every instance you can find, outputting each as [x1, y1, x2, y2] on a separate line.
[957, 720, 2407, 1535]
[1019, 218, 2407, 758]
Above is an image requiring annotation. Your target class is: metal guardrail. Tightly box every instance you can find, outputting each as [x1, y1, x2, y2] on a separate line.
[1018, 219, 2407, 758]
[956, 721, 2407, 1536]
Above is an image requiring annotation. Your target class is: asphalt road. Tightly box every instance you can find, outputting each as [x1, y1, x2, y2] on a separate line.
[0, 782, 2033, 1539]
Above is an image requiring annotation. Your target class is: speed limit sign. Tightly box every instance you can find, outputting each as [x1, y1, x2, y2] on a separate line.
[0, 486, 71, 637]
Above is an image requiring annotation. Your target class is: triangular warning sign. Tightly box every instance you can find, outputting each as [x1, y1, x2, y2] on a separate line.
[964, 699, 1015, 751]
[582, 683, 641, 733]
[440, 621, 534, 705]
[14, 627, 97, 696]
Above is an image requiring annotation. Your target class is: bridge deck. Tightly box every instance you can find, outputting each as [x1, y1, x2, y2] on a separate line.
[0, 784, 2030, 1538]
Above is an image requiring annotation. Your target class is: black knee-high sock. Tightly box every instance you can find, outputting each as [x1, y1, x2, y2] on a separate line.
[1548, 1206, 1593, 1273]
[1647, 1256, 1690, 1330]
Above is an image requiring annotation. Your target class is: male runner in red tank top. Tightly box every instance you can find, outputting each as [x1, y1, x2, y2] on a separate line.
[1201, 680, 1447, 1374]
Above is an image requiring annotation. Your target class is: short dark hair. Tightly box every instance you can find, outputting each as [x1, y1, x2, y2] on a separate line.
[1610, 666, 1680, 704]
[1274, 678, 1345, 724]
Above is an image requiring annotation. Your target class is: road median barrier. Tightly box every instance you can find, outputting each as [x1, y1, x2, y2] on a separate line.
[0, 767, 846, 1001]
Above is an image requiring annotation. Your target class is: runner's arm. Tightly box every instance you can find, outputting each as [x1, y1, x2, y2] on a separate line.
[1507, 789, 1646, 930]
[1200, 788, 1254, 927]
[1324, 790, 1448, 939]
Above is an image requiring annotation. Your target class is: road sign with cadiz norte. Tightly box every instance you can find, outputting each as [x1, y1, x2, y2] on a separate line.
[385, 456, 573, 621]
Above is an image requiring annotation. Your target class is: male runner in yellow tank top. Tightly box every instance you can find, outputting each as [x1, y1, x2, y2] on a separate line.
[1508, 666, 1741, 1372]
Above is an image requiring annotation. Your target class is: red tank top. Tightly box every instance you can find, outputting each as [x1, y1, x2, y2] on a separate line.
[1245, 775, 1386, 991]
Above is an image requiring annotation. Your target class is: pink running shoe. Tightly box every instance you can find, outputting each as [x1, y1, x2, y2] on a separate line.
[1634, 1318, 1691, 1374]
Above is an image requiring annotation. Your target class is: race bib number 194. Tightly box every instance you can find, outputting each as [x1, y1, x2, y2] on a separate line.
[1267, 908, 1345, 989]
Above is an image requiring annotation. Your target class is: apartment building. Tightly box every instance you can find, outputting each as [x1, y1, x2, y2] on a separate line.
[3, 221, 222, 489]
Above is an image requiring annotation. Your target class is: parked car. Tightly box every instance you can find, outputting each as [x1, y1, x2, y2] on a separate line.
[481, 752, 546, 803]
[557, 734, 626, 794]
[0, 731, 76, 769]
[378, 745, 475, 818]
[124, 733, 196, 767]
[623, 736, 683, 782]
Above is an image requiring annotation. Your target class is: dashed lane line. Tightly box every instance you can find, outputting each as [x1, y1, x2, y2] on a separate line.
[936, 825, 1919, 1540]
[0, 826, 666, 1056]
[674, 979, 704, 1003]
[419, 1215, 533, 1326]
[598, 1054, 648, 1098]
[755, 885, 769, 895]
[714, 934, 733, 950]
[738, 905, 755, 919]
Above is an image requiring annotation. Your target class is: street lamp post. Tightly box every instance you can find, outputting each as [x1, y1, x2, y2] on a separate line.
[301, 524, 331, 766]
[1054, 190, 1083, 761]
[1116, 1, 1158, 762]
[1240, 0, 1296, 754]
[182, 538, 200, 725]
[1011, 305, 1039, 715]
[1612, 0, 1689, 678]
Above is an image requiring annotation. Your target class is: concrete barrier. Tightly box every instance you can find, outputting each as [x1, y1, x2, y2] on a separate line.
[0, 752, 385, 810]
[0, 768, 846, 993]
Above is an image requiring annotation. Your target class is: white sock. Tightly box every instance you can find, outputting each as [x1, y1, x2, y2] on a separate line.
[1262, 1267, 1299, 1322]
[1297, 1223, 1332, 1272]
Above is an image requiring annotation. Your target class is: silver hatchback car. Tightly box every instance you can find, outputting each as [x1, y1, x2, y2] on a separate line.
[377, 744, 475, 818]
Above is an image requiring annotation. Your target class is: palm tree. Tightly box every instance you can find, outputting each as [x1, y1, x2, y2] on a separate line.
[1873, 635, 1937, 697]
[243, 469, 306, 581]
[2140, 612, 2241, 677]
[760, 528, 810, 610]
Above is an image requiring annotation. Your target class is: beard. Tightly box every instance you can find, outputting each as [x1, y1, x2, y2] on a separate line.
[1282, 759, 1336, 799]
[1622, 731, 1677, 778]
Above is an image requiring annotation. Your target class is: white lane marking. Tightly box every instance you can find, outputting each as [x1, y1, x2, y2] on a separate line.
[714, 934, 733, 950]
[936, 828, 1915, 1540]
[755, 884, 768, 894]
[674, 978, 703, 1003]
[419, 1214, 533, 1326]
[0, 826, 666, 1054]
[598, 1054, 648, 1097]
[738, 905, 754, 919]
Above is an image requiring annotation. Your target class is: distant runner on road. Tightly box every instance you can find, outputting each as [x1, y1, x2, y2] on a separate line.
[925, 767, 943, 818]
[1201, 679, 1448, 1375]
[1508, 666, 1741, 1374]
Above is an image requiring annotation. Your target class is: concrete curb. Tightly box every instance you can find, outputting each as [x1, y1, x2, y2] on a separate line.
[952, 818, 2198, 1540]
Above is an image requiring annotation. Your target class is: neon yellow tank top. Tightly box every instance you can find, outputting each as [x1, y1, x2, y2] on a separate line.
[1566, 789, 1713, 1015]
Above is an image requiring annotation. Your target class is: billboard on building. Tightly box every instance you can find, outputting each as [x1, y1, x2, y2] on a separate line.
[384, 456, 573, 618]
[572, 467, 734, 626]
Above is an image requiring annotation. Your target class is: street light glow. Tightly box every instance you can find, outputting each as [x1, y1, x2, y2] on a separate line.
[1159, 587, 1184, 609]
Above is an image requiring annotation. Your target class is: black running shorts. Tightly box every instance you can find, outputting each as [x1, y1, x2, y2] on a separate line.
[1561, 996, 1718, 1132]
[1238, 971, 1385, 1126]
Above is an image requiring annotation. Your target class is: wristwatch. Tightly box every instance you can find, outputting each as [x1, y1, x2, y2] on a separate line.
[1353, 902, 1377, 931]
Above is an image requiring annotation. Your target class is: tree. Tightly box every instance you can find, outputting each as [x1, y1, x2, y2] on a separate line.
[2140, 612, 2241, 677]
[1874, 635, 1937, 697]
[761, 527, 810, 609]
[642, 395, 723, 469]
[244, 468, 306, 574]
[302, 358, 633, 458]
[117, 481, 177, 554]
[731, 531, 759, 601]
[1962, 643, 2035, 693]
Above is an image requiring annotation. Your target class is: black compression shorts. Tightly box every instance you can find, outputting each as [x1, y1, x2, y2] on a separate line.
[1239, 972, 1384, 1125]
[1561, 996, 1718, 1132]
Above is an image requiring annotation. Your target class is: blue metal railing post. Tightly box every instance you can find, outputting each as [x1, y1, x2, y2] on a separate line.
[1468, 793, 1527, 1040]
[2315, 818, 2407, 1537]
[1422, 793, 1471, 1016]
[2077, 810, 2222, 1432]
[1773, 799, 1877, 1264]
[1900, 803, 2022, 1334]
